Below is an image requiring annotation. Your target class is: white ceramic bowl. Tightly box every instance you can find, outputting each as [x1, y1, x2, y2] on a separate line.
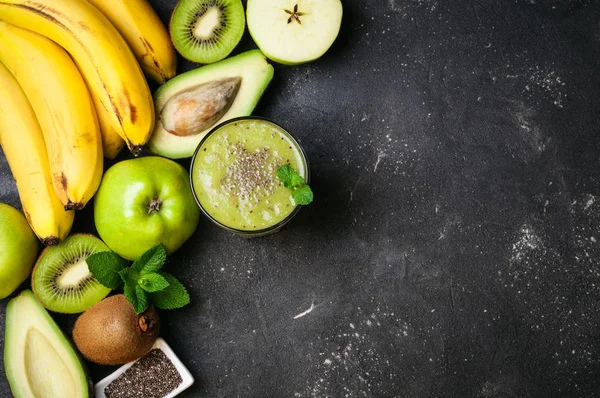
[94, 337, 194, 398]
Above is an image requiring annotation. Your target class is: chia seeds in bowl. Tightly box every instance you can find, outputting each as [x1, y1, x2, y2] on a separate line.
[104, 349, 182, 398]
[95, 338, 194, 398]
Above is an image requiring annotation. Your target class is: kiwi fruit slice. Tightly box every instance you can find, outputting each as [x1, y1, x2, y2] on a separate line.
[170, 0, 245, 64]
[32, 234, 111, 314]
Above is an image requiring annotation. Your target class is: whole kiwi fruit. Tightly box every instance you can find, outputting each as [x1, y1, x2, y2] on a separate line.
[72, 294, 160, 365]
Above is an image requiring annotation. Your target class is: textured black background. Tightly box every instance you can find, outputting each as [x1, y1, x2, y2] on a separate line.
[1, 0, 600, 396]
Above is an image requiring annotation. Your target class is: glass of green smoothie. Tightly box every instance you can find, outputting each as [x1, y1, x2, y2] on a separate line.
[190, 117, 309, 236]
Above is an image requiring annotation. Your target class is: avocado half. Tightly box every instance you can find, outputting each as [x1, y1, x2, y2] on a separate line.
[148, 50, 275, 159]
[4, 290, 91, 397]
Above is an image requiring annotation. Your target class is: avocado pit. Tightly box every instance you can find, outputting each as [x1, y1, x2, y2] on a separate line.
[159, 77, 242, 137]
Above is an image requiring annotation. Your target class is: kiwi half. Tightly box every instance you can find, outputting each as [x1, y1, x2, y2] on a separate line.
[32, 234, 111, 314]
[170, 0, 245, 64]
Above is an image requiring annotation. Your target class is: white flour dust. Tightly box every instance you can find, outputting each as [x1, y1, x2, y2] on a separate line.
[510, 224, 543, 264]
[525, 67, 567, 108]
[512, 101, 549, 154]
[501, 194, 600, 344]
[350, 119, 418, 177]
[570, 194, 600, 265]
[295, 308, 410, 397]
[388, 0, 438, 14]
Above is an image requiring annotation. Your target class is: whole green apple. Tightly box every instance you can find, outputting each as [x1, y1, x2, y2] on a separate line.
[0, 203, 39, 299]
[94, 156, 200, 260]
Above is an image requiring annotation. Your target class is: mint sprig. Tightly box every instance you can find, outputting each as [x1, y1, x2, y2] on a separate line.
[277, 165, 313, 205]
[86, 243, 190, 314]
[87, 251, 128, 289]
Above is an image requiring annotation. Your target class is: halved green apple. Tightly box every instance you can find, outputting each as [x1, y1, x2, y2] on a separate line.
[246, 0, 343, 65]
[148, 49, 274, 159]
[4, 290, 90, 397]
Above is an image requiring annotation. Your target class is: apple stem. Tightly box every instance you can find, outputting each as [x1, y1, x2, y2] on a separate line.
[147, 198, 162, 214]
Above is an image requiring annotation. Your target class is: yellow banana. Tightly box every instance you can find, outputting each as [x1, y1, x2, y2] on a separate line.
[0, 21, 103, 210]
[0, 0, 155, 155]
[92, 93, 126, 160]
[0, 62, 74, 245]
[87, 0, 177, 84]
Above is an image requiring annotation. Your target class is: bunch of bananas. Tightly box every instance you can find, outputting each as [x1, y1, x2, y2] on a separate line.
[0, 0, 176, 245]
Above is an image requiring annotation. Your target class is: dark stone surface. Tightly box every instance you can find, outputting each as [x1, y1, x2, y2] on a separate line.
[1, 0, 600, 397]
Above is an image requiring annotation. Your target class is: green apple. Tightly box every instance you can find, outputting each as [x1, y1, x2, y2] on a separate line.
[246, 0, 343, 65]
[0, 203, 39, 299]
[94, 156, 200, 260]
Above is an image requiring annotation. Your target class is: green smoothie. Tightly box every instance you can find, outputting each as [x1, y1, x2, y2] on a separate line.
[191, 118, 307, 232]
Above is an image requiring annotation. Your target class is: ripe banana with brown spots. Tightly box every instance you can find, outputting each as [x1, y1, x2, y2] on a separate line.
[91, 93, 126, 160]
[0, 0, 155, 155]
[86, 0, 177, 84]
[0, 61, 74, 245]
[0, 21, 103, 210]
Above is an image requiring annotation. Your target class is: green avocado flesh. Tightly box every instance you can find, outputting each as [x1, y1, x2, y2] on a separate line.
[4, 290, 89, 398]
[192, 119, 306, 231]
[149, 50, 274, 159]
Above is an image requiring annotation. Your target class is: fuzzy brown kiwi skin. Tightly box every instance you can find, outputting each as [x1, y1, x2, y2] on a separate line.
[31, 233, 107, 313]
[72, 294, 160, 365]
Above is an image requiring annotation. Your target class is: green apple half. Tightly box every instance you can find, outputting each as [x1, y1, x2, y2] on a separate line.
[247, 0, 343, 65]
[0, 203, 39, 299]
[94, 157, 200, 260]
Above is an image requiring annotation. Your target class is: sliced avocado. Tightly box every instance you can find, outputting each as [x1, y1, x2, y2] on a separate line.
[148, 49, 274, 159]
[4, 290, 90, 398]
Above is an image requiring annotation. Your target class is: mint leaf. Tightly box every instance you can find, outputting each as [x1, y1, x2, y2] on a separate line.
[119, 267, 139, 285]
[292, 184, 314, 205]
[135, 285, 148, 314]
[123, 280, 147, 314]
[139, 273, 170, 293]
[131, 244, 167, 275]
[86, 251, 128, 289]
[149, 272, 190, 310]
[122, 276, 148, 314]
[290, 173, 304, 187]
[123, 281, 136, 310]
[120, 267, 148, 314]
[277, 165, 295, 188]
